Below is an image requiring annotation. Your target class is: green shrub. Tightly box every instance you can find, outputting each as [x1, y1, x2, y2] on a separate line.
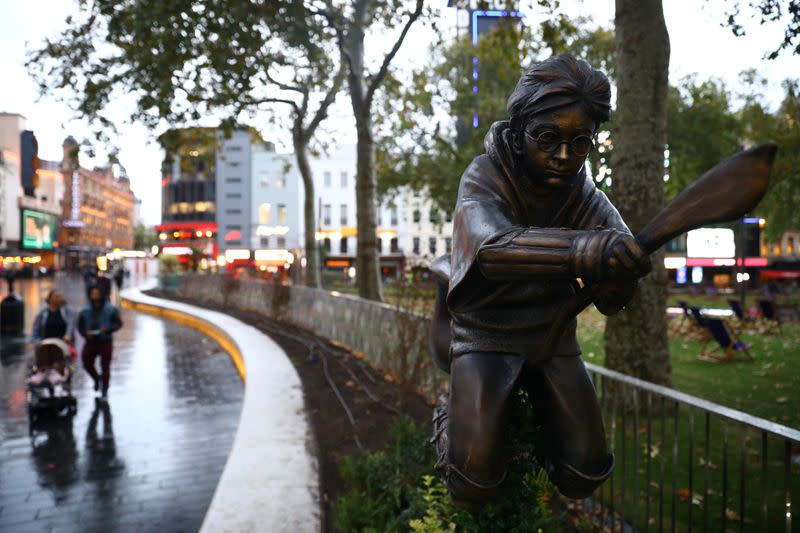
[332, 392, 562, 532]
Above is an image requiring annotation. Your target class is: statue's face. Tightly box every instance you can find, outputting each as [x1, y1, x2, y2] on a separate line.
[519, 103, 595, 188]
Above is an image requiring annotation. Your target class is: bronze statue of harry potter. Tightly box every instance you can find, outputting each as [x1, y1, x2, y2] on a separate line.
[428, 53, 776, 508]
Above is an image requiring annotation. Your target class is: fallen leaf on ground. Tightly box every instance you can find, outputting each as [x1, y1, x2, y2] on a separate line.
[725, 508, 740, 521]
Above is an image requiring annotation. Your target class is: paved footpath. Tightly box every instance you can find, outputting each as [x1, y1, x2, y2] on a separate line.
[0, 287, 243, 533]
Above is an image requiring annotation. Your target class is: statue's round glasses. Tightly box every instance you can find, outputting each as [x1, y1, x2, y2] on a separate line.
[526, 130, 594, 157]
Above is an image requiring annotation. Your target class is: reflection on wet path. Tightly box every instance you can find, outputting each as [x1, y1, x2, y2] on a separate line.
[0, 275, 243, 533]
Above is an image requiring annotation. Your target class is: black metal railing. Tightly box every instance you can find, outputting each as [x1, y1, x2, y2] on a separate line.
[584, 362, 799, 532]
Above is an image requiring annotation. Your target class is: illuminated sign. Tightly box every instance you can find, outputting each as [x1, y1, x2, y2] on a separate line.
[254, 249, 294, 263]
[663, 257, 686, 269]
[225, 249, 250, 262]
[161, 246, 193, 256]
[686, 228, 735, 258]
[326, 259, 352, 268]
[255, 225, 290, 237]
[61, 170, 85, 228]
[21, 209, 58, 250]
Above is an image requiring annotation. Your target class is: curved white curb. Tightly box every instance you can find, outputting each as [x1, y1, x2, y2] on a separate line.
[121, 287, 320, 533]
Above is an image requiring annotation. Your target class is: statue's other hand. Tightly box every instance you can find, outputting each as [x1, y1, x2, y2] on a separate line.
[606, 234, 651, 280]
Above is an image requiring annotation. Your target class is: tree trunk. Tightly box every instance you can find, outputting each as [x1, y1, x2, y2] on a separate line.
[293, 135, 321, 288]
[354, 111, 384, 301]
[605, 0, 671, 385]
[346, 0, 383, 301]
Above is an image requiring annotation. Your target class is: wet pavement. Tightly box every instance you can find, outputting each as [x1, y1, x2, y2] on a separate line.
[0, 274, 244, 533]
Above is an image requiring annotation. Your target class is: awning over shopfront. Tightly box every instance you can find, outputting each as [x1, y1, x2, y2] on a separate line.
[760, 270, 800, 280]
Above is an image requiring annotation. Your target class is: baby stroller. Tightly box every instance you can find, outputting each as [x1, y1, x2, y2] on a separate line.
[27, 338, 78, 427]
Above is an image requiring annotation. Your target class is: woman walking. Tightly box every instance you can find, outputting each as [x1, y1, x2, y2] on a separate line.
[31, 290, 76, 344]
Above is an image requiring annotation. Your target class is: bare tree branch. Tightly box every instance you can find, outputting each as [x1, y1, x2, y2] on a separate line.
[304, 58, 347, 138]
[265, 70, 305, 93]
[365, 0, 424, 107]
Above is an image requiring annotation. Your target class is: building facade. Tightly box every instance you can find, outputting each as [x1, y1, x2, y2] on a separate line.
[251, 143, 303, 252]
[60, 136, 136, 268]
[157, 128, 218, 263]
[0, 113, 25, 253]
[307, 144, 405, 277]
[400, 187, 453, 270]
[215, 130, 253, 257]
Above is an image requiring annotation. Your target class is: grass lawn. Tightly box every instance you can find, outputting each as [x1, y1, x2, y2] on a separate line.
[577, 307, 800, 429]
[577, 307, 800, 531]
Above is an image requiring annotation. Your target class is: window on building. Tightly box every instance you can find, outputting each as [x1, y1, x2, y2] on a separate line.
[429, 237, 437, 255]
[276, 177, 286, 188]
[226, 209, 242, 215]
[413, 210, 421, 223]
[229, 161, 240, 167]
[277, 237, 286, 248]
[774, 243, 781, 256]
[340, 238, 348, 254]
[413, 189, 420, 198]
[390, 238, 399, 253]
[323, 238, 331, 252]
[225, 177, 242, 183]
[412, 237, 420, 255]
[390, 208, 398, 226]
[340, 204, 348, 225]
[788, 237, 795, 255]
[227, 145, 242, 152]
[277, 204, 288, 224]
[260, 175, 270, 187]
[324, 171, 331, 187]
[259, 203, 271, 224]
[377, 207, 383, 226]
[377, 238, 383, 254]
[429, 210, 440, 224]
[322, 204, 331, 225]
[225, 193, 242, 199]
[340, 171, 348, 188]
[445, 211, 453, 223]
[261, 236, 270, 247]
[445, 237, 452, 254]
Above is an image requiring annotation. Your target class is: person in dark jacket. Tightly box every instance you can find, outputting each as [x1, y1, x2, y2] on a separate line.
[31, 290, 76, 343]
[78, 286, 123, 398]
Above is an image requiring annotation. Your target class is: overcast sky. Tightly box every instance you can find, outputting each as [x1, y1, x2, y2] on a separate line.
[0, 0, 797, 226]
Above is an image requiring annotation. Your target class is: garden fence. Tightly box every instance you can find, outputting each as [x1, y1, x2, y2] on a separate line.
[163, 273, 798, 531]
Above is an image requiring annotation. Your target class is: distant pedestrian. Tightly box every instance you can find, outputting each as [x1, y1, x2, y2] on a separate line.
[95, 271, 112, 301]
[78, 286, 123, 399]
[113, 265, 126, 292]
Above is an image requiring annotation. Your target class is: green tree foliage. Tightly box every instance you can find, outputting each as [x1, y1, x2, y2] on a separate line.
[376, 16, 614, 213]
[26, 0, 343, 288]
[666, 72, 800, 239]
[745, 78, 800, 239]
[665, 77, 743, 198]
[133, 224, 157, 251]
[722, 0, 800, 59]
